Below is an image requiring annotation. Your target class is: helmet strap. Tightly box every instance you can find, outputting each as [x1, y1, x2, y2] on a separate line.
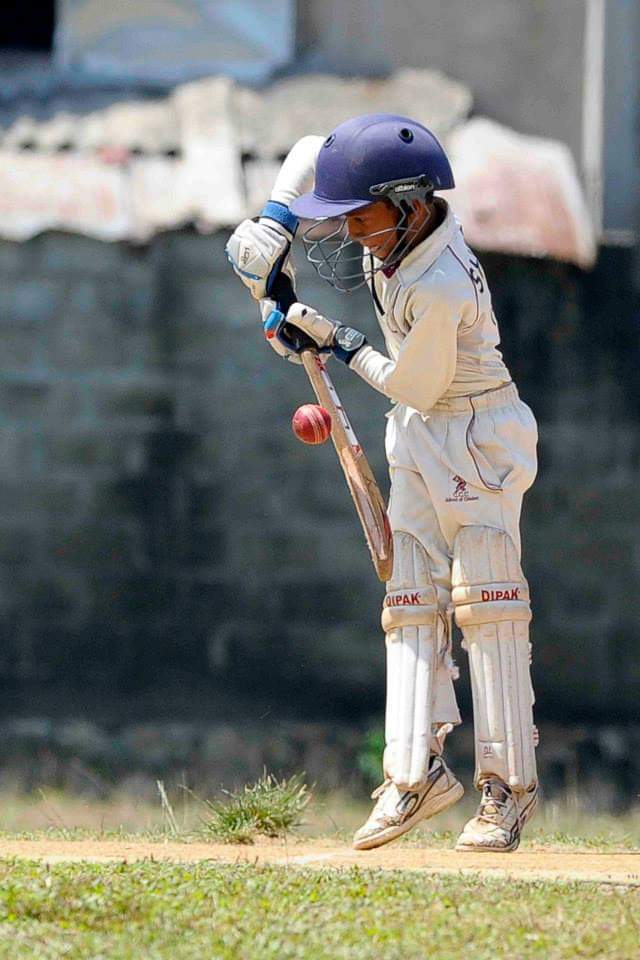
[383, 194, 434, 268]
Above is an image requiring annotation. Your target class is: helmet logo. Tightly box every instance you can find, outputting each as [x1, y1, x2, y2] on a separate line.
[369, 174, 433, 198]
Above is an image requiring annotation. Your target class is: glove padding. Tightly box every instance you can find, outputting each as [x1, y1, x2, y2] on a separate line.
[279, 303, 368, 365]
[226, 217, 295, 300]
[284, 303, 339, 349]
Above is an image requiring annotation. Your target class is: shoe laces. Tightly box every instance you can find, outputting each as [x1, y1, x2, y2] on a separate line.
[366, 780, 404, 828]
[371, 779, 392, 801]
[477, 779, 513, 823]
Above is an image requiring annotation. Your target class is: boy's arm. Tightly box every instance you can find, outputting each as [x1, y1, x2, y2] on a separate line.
[269, 135, 325, 207]
[350, 296, 459, 412]
[278, 294, 460, 414]
[226, 136, 324, 301]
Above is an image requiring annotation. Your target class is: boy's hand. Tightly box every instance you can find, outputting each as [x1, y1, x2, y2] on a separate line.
[259, 299, 302, 364]
[284, 303, 338, 350]
[284, 303, 368, 366]
[226, 202, 298, 300]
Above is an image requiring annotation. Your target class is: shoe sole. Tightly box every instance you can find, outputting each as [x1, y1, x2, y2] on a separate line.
[455, 834, 521, 853]
[455, 789, 539, 854]
[353, 780, 464, 851]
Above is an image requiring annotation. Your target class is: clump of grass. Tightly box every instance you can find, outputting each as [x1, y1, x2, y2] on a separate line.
[202, 772, 311, 844]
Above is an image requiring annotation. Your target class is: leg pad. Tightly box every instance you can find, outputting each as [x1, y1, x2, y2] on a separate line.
[452, 525, 537, 792]
[382, 531, 439, 790]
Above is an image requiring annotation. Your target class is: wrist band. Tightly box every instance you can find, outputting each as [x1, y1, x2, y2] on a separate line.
[332, 325, 367, 366]
[260, 201, 299, 235]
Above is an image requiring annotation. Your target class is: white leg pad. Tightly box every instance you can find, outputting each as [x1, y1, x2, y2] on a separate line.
[432, 604, 461, 727]
[382, 531, 439, 790]
[452, 525, 537, 793]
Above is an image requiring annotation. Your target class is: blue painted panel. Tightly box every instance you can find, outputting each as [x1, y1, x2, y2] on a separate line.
[54, 0, 295, 85]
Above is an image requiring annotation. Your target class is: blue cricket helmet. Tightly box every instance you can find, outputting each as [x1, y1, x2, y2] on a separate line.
[290, 113, 455, 220]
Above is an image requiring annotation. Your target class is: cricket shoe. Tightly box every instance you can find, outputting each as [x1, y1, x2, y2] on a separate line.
[455, 778, 538, 853]
[353, 756, 464, 851]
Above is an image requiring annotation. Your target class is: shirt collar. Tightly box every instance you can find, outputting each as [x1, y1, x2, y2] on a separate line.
[394, 201, 458, 287]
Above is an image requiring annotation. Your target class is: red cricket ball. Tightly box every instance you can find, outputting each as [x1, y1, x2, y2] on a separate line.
[292, 404, 332, 445]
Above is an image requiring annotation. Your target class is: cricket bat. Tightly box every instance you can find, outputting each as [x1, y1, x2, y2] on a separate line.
[268, 273, 393, 582]
[299, 349, 393, 582]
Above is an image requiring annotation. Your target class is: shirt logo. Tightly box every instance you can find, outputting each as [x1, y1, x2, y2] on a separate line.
[445, 474, 479, 503]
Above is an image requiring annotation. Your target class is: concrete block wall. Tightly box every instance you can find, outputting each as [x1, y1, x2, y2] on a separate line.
[488, 249, 640, 719]
[0, 232, 638, 723]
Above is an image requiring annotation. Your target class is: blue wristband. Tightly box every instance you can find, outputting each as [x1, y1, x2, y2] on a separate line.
[260, 201, 299, 235]
[332, 325, 367, 366]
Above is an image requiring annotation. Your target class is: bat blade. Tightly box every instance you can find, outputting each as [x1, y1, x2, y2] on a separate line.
[300, 350, 393, 582]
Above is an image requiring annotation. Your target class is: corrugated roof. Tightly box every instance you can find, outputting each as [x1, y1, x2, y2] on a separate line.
[0, 70, 596, 265]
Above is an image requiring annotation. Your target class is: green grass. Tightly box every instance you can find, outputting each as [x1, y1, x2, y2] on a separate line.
[0, 859, 637, 960]
[1, 786, 639, 851]
[200, 772, 311, 843]
[1, 784, 638, 958]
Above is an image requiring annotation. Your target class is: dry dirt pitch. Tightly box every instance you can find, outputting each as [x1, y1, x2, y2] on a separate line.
[2, 839, 639, 886]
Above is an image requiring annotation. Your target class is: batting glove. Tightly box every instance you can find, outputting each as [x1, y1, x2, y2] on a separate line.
[279, 303, 368, 365]
[226, 202, 298, 301]
[259, 299, 302, 364]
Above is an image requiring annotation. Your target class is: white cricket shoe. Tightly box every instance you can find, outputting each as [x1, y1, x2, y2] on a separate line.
[353, 756, 464, 851]
[455, 778, 538, 853]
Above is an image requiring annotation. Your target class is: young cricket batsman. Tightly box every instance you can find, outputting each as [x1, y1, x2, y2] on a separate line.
[226, 113, 539, 852]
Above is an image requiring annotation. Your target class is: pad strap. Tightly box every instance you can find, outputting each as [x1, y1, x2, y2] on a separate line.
[452, 582, 531, 626]
[382, 586, 437, 632]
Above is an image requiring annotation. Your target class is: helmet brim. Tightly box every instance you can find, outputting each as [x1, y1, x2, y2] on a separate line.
[290, 192, 373, 220]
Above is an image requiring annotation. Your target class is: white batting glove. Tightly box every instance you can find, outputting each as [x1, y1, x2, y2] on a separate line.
[259, 299, 302, 364]
[226, 202, 298, 301]
[284, 303, 338, 349]
[284, 303, 368, 366]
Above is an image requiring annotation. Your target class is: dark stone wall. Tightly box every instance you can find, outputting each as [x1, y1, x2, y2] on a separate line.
[0, 232, 638, 724]
[490, 249, 640, 720]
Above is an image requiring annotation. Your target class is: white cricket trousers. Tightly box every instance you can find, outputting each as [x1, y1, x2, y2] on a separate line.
[385, 381, 538, 727]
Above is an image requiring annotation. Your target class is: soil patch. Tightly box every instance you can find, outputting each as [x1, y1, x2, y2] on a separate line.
[1, 839, 639, 885]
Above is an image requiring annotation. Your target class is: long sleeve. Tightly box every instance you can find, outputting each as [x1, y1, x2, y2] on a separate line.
[349, 296, 460, 413]
[270, 135, 325, 208]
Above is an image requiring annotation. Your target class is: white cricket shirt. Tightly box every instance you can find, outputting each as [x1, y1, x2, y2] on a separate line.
[350, 202, 512, 414]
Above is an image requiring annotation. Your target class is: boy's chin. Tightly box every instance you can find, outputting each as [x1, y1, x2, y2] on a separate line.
[364, 244, 391, 260]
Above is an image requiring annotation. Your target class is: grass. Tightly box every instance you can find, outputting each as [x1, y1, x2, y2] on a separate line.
[0, 780, 638, 958]
[200, 771, 311, 843]
[1, 784, 639, 851]
[0, 859, 638, 960]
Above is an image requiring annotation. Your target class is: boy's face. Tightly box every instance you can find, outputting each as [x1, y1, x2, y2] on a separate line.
[345, 199, 400, 260]
[345, 197, 431, 262]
